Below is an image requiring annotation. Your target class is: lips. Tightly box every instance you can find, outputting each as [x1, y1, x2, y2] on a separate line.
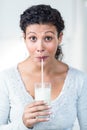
[36, 56, 48, 61]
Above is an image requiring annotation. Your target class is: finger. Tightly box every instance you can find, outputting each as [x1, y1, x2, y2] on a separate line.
[25, 110, 51, 119]
[35, 116, 50, 123]
[28, 101, 47, 108]
[29, 104, 50, 113]
[33, 110, 51, 118]
[26, 116, 50, 127]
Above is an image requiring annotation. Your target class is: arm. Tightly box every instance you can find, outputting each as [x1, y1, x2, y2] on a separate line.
[0, 84, 50, 130]
[0, 74, 30, 130]
[77, 75, 87, 130]
[0, 73, 50, 130]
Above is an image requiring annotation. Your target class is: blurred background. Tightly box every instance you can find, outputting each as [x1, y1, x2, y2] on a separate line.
[0, 0, 87, 129]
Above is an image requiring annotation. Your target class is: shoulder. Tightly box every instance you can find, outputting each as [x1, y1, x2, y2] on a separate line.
[0, 65, 17, 77]
[0, 65, 18, 86]
[69, 67, 87, 96]
[69, 66, 87, 80]
[0, 65, 19, 95]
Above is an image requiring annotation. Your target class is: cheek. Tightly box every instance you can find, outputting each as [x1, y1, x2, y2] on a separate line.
[47, 44, 58, 54]
[26, 44, 36, 53]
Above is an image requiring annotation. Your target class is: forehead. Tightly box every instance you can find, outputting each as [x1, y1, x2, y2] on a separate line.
[25, 24, 57, 35]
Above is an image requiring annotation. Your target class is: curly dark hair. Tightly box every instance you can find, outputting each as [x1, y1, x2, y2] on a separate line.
[20, 4, 65, 60]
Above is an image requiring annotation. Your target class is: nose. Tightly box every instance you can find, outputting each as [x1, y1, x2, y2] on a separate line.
[36, 40, 45, 53]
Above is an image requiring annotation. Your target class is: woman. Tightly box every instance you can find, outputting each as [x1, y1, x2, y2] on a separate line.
[0, 4, 87, 130]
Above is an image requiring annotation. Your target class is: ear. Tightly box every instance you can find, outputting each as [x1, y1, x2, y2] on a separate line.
[23, 32, 26, 39]
[58, 32, 63, 44]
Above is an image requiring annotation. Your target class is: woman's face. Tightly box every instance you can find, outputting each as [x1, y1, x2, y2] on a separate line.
[24, 24, 62, 65]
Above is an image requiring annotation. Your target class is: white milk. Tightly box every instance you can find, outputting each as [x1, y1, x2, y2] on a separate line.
[35, 83, 51, 105]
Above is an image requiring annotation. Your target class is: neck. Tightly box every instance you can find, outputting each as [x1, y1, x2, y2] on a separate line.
[22, 57, 58, 75]
[32, 59, 58, 76]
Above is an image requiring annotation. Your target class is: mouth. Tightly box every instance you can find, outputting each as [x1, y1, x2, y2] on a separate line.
[35, 56, 49, 61]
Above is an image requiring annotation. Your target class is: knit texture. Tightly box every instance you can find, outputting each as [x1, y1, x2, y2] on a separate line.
[0, 66, 87, 130]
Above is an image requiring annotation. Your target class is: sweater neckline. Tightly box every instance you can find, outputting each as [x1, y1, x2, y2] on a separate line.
[14, 64, 72, 104]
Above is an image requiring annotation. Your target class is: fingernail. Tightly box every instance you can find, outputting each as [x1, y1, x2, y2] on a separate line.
[46, 118, 50, 121]
[47, 105, 51, 108]
[43, 101, 48, 104]
[48, 111, 52, 114]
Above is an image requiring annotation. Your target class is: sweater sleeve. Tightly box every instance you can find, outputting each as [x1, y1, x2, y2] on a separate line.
[0, 73, 32, 130]
[77, 75, 87, 130]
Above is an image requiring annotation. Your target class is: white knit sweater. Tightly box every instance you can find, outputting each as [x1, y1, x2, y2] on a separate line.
[0, 66, 87, 130]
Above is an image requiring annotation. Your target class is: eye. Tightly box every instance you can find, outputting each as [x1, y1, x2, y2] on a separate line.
[44, 36, 53, 42]
[29, 36, 37, 42]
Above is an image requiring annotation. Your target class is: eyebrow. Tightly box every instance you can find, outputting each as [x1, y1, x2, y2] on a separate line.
[26, 32, 36, 35]
[45, 31, 56, 35]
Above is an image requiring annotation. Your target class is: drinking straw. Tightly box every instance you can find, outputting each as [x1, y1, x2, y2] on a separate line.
[41, 59, 44, 88]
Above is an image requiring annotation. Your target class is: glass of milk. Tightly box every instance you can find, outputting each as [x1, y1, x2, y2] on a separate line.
[35, 82, 51, 105]
[35, 82, 51, 118]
